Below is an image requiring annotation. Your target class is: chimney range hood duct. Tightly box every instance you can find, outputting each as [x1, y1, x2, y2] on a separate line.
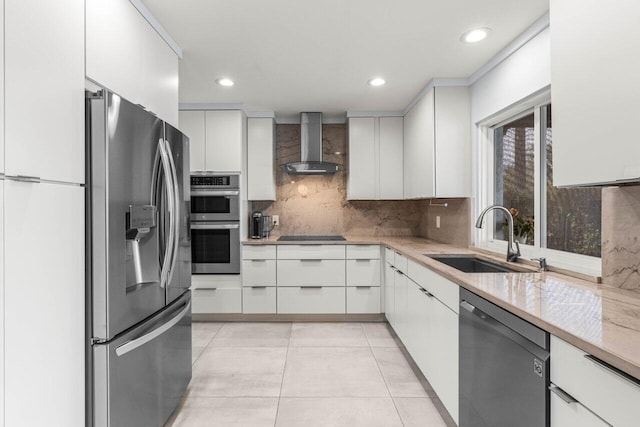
[281, 112, 340, 175]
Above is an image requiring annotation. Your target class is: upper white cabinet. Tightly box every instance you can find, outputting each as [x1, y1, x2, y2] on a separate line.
[206, 111, 245, 172]
[247, 118, 276, 200]
[179, 111, 206, 172]
[5, 0, 85, 184]
[347, 116, 403, 200]
[403, 86, 470, 198]
[180, 110, 245, 173]
[551, 0, 640, 186]
[86, 0, 179, 126]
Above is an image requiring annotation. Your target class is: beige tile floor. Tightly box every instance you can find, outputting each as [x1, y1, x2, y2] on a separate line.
[165, 322, 454, 427]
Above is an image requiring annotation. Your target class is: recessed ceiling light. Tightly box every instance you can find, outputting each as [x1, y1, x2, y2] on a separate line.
[461, 28, 491, 43]
[216, 78, 234, 87]
[367, 78, 386, 87]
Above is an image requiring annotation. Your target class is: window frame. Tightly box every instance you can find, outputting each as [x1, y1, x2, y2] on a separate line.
[474, 89, 601, 276]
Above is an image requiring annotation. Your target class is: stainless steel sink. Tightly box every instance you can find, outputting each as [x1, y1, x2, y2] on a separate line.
[426, 254, 519, 273]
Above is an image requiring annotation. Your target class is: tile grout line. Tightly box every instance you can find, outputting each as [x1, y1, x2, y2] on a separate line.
[364, 323, 406, 427]
[273, 322, 293, 427]
[192, 322, 225, 366]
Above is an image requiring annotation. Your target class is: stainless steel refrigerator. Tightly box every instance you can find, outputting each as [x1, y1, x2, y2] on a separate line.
[86, 90, 192, 427]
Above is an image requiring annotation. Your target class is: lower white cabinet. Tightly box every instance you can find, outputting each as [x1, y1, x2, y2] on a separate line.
[277, 287, 345, 314]
[242, 259, 276, 287]
[387, 258, 459, 424]
[550, 386, 610, 427]
[193, 288, 242, 314]
[277, 260, 345, 287]
[346, 259, 381, 286]
[393, 269, 408, 342]
[346, 287, 380, 314]
[384, 262, 396, 323]
[4, 181, 85, 426]
[550, 336, 640, 426]
[243, 287, 277, 314]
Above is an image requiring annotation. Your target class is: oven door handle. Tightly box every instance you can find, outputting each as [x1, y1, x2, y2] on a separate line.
[191, 190, 239, 196]
[191, 223, 240, 230]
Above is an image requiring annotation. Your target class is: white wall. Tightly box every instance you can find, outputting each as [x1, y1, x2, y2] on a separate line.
[471, 28, 550, 124]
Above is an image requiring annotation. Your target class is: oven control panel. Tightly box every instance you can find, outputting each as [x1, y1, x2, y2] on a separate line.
[190, 174, 239, 188]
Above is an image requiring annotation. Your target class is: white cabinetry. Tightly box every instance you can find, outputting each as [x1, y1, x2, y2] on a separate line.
[242, 245, 277, 314]
[4, 181, 85, 427]
[551, 0, 640, 186]
[180, 110, 245, 173]
[206, 111, 245, 172]
[5, 0, 84, 184]
[86, 0, 179, 126]
[550, 336, 640, 426]
[347, 117, 403, 200]
[403, 86, 470, 198]
[179, 111, 207, 172]
[192, 275, 242, 314]
[346, 245, 381, 314]
[386, 254, 459, 424]
[247, 118, 276, 200]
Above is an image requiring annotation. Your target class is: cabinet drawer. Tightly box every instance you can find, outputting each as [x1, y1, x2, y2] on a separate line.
[550, 336, 640, 427]
[242, 287, 276, 314]
[394, 252, 408, 273]
[277, 287, 345, 314]
[192, 288, 241, 314]
[347, 245, 380, 259]
[346, 259, 381, 286]
[346, 286, 381, 314]
[277, 245, 345, 260]
[385, 247, 395, 264]
[277, 260, 345, 287]
[242, 260, 276, 286]
[192, 274, 241, 289]
[408, 259, 459, 313]
[243, 245, 276, 260]
[550, 386, 610, 427]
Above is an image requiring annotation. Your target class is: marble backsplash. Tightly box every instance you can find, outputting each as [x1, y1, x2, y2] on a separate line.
[602, 186, 640, 291]
[418, 198, 471, 248]
[251, 124, 425, 237]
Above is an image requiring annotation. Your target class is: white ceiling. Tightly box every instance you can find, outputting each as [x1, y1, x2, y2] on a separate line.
[143, 0, 549, 121]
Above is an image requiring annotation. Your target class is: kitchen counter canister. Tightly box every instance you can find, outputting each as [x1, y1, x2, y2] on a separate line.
[243, 236, 640, 380]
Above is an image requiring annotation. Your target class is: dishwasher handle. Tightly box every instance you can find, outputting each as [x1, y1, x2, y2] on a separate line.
[460, 299, 549, 361]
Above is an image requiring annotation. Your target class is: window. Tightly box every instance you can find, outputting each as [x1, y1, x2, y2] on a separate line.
[477, 95, 602, 272]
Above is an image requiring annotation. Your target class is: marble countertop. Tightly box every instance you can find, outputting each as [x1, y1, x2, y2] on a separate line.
[243, 236, 640, 380]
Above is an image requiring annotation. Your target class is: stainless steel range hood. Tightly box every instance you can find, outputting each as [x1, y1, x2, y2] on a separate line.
[281, 112, 340, 175]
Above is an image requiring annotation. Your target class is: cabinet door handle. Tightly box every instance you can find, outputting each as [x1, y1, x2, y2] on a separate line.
[548, 384, 577, 404]
[355, 286, 372, 289]
[355, 259, 371, 262]
[421, 288, 435, 298]
[249, 259, 267, 262]
[584, 355, 640, 388]
[300, 286, 322, 289]
[7, 175, 41, 183]
[250, 286, 267, 289]
[300, 259, 323, 262]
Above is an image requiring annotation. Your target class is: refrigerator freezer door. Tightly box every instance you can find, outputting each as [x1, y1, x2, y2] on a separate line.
[164, 122, 192, 305]
[93, 292, 192, 427]
[89, 92, 167, 340]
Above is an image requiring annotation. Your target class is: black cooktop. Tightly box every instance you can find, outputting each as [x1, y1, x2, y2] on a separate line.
[277, 235, 346, 241]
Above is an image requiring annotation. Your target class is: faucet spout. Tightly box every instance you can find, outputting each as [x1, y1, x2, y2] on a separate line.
[475, 205, 521, 263]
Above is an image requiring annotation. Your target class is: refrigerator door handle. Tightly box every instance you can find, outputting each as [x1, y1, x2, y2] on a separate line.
[164, 139, 181, 287]
[115, 300, 191, 357]
[152, 139, 176, 289]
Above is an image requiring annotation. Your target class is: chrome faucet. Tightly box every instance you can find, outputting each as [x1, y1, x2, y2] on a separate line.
[475, 205, 521, 262]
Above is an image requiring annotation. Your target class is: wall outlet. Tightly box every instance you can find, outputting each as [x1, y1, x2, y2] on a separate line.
[272, 215, 280, 226]
[436, 216, 441, 229]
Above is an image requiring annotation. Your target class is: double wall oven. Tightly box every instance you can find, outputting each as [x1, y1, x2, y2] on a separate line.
[190, 173, 240, 274]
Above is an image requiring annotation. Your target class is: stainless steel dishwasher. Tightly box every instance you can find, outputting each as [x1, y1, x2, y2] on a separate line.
[459, 288, 550, 427]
